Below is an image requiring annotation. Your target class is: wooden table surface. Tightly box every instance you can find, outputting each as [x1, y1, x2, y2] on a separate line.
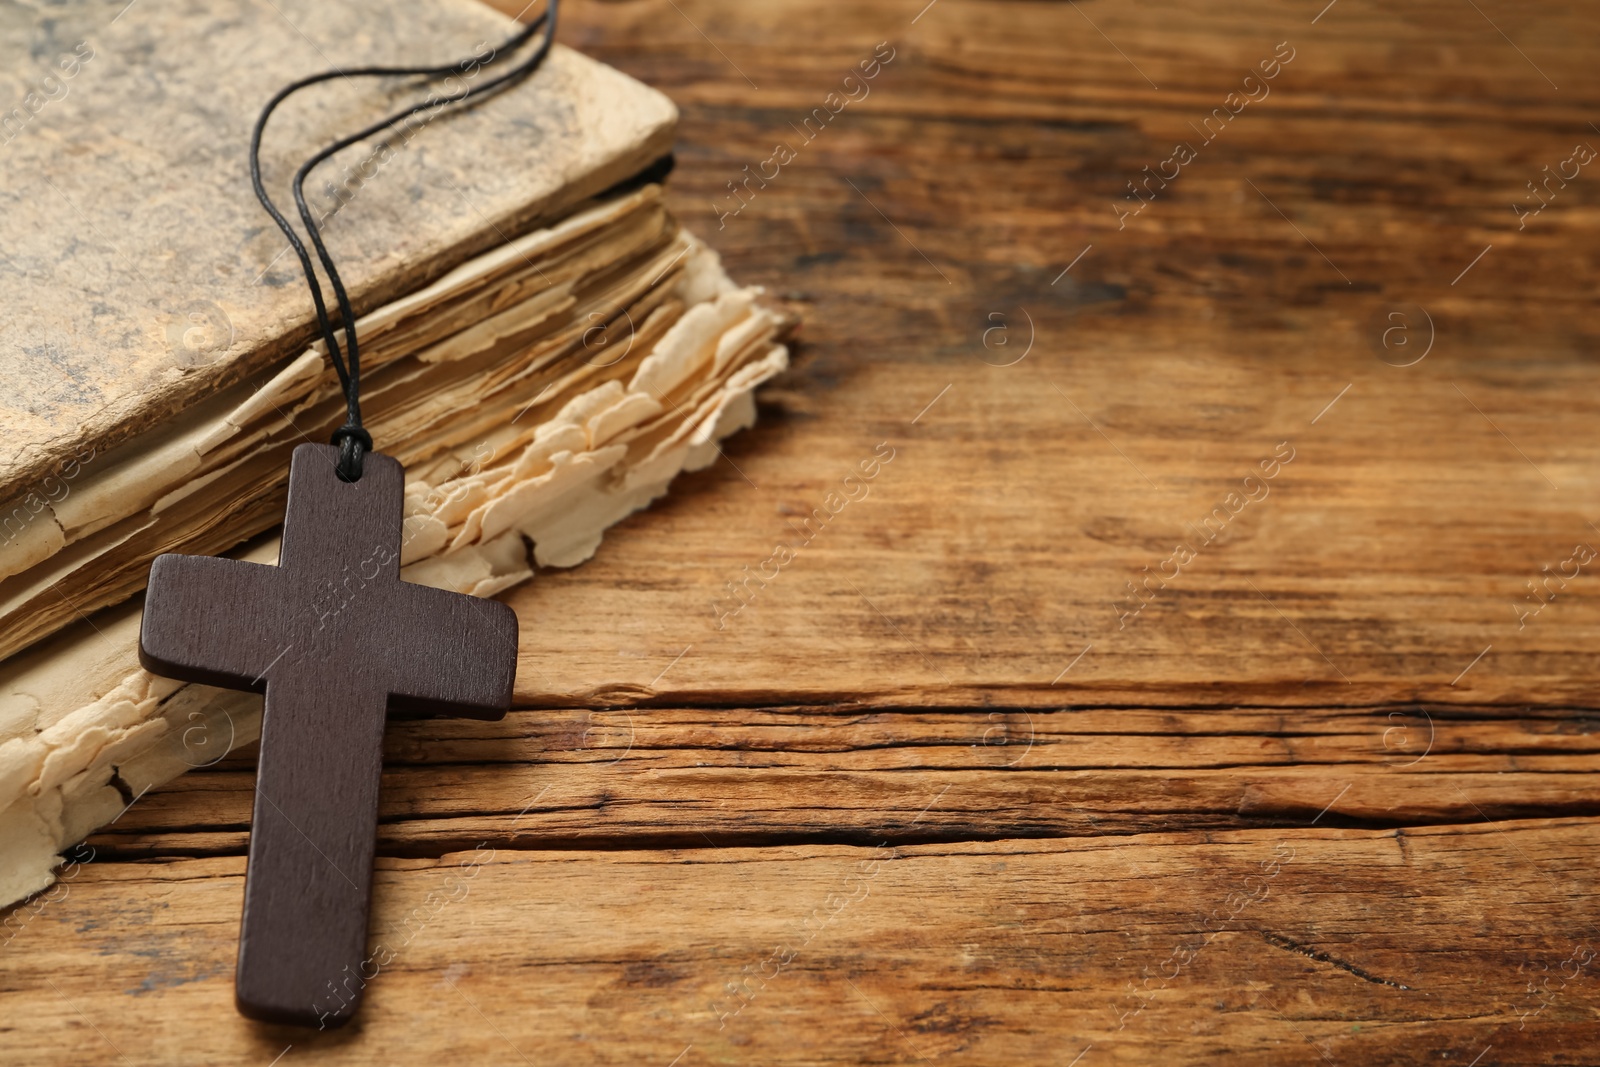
[7, 0, 1600, 1063]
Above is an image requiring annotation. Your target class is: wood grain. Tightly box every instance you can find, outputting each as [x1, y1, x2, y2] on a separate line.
[487, 0, 1600, 713]
[5, 822, 1596, 1065]
[9, 0, 1600, 1062]
[85, 703, 1600, 857]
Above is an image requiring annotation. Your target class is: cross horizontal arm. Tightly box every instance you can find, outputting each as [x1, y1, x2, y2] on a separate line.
[139, 554, 288, 690]
[380, 583, 519, 719]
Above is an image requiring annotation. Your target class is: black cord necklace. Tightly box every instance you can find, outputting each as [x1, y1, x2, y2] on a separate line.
[248, 1, 561, 481]
[138, 7, 554, 1024]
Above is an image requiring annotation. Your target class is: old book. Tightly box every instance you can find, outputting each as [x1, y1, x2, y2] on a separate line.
[0, 0, 791, 907]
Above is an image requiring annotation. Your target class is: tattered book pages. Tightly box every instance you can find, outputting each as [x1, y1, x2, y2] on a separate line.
[0, 185, 724, 660]
[0, 208, 789, 907]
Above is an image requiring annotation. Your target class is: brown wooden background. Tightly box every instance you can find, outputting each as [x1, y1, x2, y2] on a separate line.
[7, 0, 1600, 1063]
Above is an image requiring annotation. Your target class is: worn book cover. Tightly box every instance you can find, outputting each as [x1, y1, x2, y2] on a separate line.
[0, 0, 673, 507]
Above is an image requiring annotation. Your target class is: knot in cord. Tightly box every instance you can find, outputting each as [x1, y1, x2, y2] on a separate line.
[331, 424, 372, 483]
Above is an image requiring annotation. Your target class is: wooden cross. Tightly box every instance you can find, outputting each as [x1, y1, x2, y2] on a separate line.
[138, 443, 517, 1027]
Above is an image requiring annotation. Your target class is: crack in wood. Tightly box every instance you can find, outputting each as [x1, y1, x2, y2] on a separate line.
[82, 809, 1600, 864]
[1258, 931, 1414, 990]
